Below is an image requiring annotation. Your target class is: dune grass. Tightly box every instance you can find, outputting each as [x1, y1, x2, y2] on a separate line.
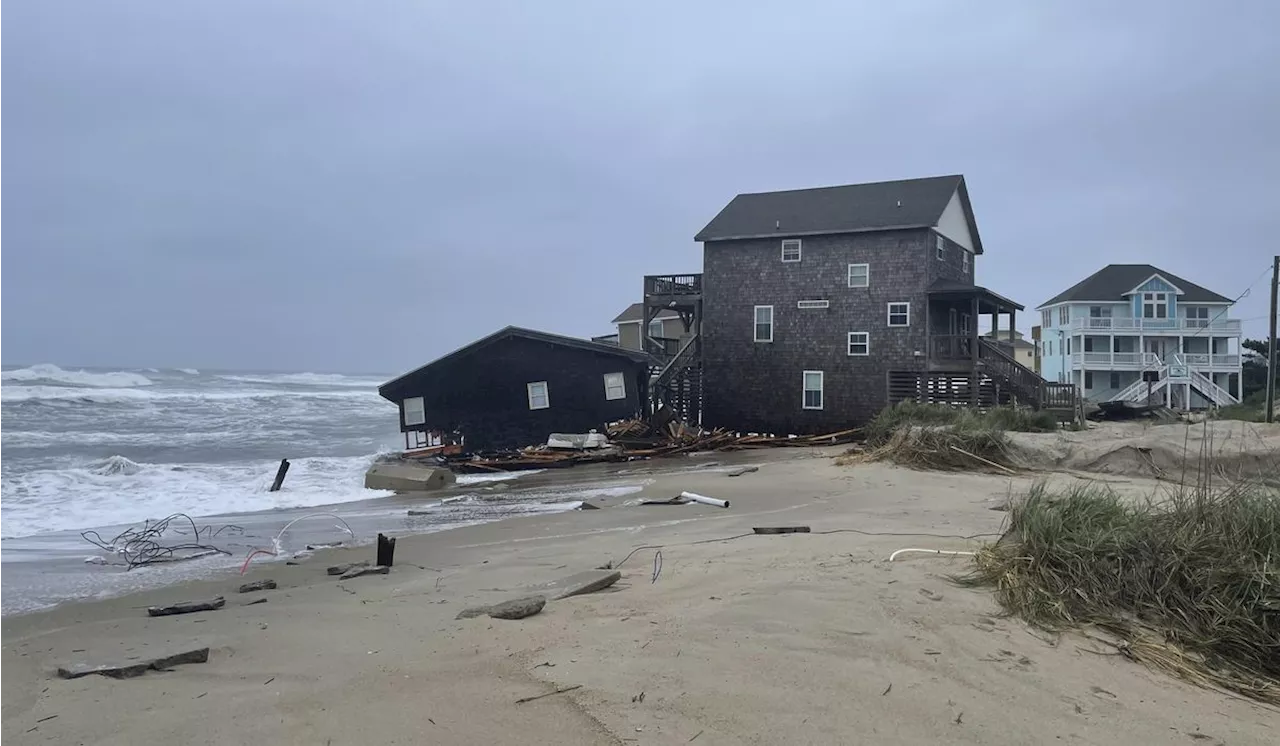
[960, 481, 1280, 704]
[864, 401, 1057, 448]
[847, 402, 1057, 472]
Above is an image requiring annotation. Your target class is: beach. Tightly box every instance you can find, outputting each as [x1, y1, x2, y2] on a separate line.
[5, 442, 1277, 745]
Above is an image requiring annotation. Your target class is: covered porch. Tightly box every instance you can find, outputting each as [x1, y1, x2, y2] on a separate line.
[926, 280, 1025, 370]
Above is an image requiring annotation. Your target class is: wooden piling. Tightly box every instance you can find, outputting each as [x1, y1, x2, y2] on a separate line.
[269, 459, 290, 493]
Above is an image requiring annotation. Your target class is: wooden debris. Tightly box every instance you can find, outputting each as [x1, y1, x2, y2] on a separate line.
[515, 684, 582, 704]
[339, 565, 390, 580]
[238, 579, 277, 593]
[458, 595, 547, 620]
[726, 466, 759, 477]
[327, 561, 370, 576]
[57, 647, 209, 679]
[752, 526, 811, 535]
[526, 570, 622, 600]
[146, 597, 225, 617]
[268, 458, 291, 493]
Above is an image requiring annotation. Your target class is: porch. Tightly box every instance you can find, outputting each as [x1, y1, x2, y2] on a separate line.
[925, 280, 1023, 370]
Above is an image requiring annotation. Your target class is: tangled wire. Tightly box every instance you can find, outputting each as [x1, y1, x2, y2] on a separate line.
[81, 513, 242, 570]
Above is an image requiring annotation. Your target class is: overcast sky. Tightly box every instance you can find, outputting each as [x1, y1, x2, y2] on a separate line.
[4, 1, 1278, 373]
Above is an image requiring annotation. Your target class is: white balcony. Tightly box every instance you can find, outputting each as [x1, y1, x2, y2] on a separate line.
[1067, 317, 1242, 334]
[1070, 352, 1241, 369]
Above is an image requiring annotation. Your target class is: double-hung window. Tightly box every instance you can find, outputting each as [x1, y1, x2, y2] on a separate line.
[781, 239, 801, 262]
[847, 332, 869, 356]
[802, 370, 824, 410]
[402, 396, 425, 426]
[603, 372, 626, 401]
[887, 302, 910, 327]
[754, 305, 774, 342]
[847, 263, 869, 288]
[527, 381, 550, 410]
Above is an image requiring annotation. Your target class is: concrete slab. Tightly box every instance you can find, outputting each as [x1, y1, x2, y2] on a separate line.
[525, 569, 622, 600]
[364, 462, 456, 492]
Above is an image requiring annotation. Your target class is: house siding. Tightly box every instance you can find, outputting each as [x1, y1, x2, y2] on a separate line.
[385, 336, 649, 452]
[702, 228, 937, 433]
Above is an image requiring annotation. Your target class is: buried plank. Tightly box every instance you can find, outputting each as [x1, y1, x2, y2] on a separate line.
[147, 597, 225, 617]
[457, 595, 546, 620]
[327, 561, 369, 576]
[752, 526, 811, 535]
[339, 565, 390, 580]
[525, 570, 622, 600]
[57, 647, 210, 680]
[726, 466, 759, 477]
[238, 579, 277, 593]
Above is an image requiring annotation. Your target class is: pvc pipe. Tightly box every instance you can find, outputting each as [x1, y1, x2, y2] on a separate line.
[680, 491, 730, 508]
[888, 548, 976, 562]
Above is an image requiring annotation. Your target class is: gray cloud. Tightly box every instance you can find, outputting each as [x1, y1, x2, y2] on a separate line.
[4, 1, 1278, 372]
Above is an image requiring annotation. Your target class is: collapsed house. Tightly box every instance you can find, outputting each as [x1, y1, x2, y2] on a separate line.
[378, 326, 653, 453]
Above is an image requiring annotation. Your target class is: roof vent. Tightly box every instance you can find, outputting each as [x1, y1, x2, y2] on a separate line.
[775, 219, 780, 229]
[896, 200, 902, 207]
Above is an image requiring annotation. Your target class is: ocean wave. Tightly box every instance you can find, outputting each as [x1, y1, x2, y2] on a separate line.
[0, 453, 393, 539]
[1, 364, 153, 388]
[178, 368, 200, 375]
[218, 372, 383, 388]
[1, 385, 383, 404]
[1, 428, 316, 449]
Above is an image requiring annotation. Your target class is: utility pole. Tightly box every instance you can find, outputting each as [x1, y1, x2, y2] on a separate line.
[1267, 255, 1279, 423]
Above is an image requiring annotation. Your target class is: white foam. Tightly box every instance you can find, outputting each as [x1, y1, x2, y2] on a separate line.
[455, 470, 544, 485]
[218, 372, 383, 387]
[178, 368, 200, 375]
[0, 453, 393, 539]
[2, 364, 153, 388]
[1, 385, 382, 403]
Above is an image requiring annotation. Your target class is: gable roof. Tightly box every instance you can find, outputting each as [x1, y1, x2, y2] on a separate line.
[1037, 264, 1234, 308]
[694, 174, 984, 254]
[610, 303, 681, 324]
[379, 326, 652, 398]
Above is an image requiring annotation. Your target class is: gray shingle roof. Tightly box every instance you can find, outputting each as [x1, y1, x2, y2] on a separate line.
[610, 303, 681, 324]
[694, 174, 982, 253]
[1037, 264, 1234, 308]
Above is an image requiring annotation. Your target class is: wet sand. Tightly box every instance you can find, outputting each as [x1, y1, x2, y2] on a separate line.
[4, 446, 1277, 745]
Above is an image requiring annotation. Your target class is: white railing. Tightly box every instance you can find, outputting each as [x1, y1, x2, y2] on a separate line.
[1071, 351, 1161, 368]
[1191, 370, 1238, 406]
[1173, 353, 1240, 367]
[1068, 318, 1241, 334]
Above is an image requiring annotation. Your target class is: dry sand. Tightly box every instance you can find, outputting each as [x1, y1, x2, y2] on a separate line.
[4, 430, 1279, 745]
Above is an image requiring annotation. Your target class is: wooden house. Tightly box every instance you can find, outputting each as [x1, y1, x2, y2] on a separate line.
[379, 327, 653, 452]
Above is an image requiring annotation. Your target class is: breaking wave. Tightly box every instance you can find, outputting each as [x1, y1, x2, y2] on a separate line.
[1, 364, 153, 388]
[218, 372, 381, 387]
[1, 385, 381, 404]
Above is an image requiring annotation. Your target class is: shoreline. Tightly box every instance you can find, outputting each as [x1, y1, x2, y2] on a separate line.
[5, 444, 1277, 744]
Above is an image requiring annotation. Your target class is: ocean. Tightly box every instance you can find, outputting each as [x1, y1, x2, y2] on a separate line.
[0, 364, 641, 615]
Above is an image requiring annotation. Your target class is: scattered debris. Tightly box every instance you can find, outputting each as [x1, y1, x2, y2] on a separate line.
[327, 561, 370, 576]
[515, 684, 582, 704]
[36, 715, 58, 723]
[641, 496, 690, 506]
[147, 597, 225, 617]
[726, 466, 759, 477]
[680, 491, 729, 508]
[752, 526, 811, 535]
[457, 595, 547, 620]
[881, 683, 892, 696]
[245, 598, 269, 606]
[688, 730, 704, 742]
[57, 647, 210, 679]
[238, 579, 277, 593]
[339, 565, 390, 580]
[632, 691, 646, 703]
[268, 458, 291, 493]
[376, 533, 397, 567]
[81, 513, 240, 570]
[525, 570, 622, 600]
[576, 501, 600, 510]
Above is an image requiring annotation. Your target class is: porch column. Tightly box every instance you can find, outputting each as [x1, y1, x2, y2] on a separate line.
[970, 295, 980, 406]
[1008, 308, 1016, 346]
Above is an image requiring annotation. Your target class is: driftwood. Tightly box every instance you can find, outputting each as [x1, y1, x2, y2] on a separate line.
[327, 561, 369, 576]
[238, 579, 277, 593]
[58, 647, 210, 679]
[376, 533, 397, 567]
[268, 459, 290, 493]
[146, 597, 225, 617]
[515, 684, 582, 704]
[339, 565, 390, 580]
[752, 526, 812, 535]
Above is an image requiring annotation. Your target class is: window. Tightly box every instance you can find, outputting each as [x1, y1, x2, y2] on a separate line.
[1186, 306, 1209, 328]
[959, 313, 971, 335]
[935, 235, 946, 260]
[1059, 306, 1070, 325]
[526, 381, 549, 410]
[781, 239, 802, 262]
[802, 370, 824, 410]
[402, 396, 425, 426]
[603, 372, 626, 401]
[1066, 338, 1072, 355]
[754, 305, 774, 342]
[887, 302, 910, 327]
[1088, 306, 1113, 329]
[961, 251, 970, 274]
[1142, 292, 1168, 319]
[1046, 340, 1053, 356]
[648, 318, 664, 338]
[797, 299, 829, 309]
[847, 332, 869, 356]
[1110, 372, 1121, 390]
[847, 263, 869, 288]
[1084, 371, 1094, 389]
[1041, 309, 1052, 328]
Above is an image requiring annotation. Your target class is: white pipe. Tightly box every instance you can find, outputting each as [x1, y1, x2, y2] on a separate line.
[680, 491, 730, 508]
[888, 548, 976, 562]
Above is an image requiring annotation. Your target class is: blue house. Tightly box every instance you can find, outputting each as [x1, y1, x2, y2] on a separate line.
[1036, 264, 1242, 411]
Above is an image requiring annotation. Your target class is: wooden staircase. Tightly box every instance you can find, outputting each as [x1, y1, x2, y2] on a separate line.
[650, 333, 702, 424]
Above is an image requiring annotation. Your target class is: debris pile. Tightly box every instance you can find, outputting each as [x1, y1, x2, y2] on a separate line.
[441, 418, 859, 473]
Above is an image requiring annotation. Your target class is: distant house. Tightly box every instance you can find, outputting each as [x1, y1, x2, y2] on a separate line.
[652, 174, 1072, 433]
[609, 302, 690, 353]
[378, 327, 652, 452]
[981, 329, 1036, 369]
[1036, 264, 1242, 411]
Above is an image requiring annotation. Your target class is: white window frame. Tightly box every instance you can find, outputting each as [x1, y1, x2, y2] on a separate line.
[1142, 292, 1168, 319]
[1059, 306, 1069, 325]
[402, 396, 426, 426]
[754, 305, 774, 342]
[935, 235, 946, 260]
[847, 263, 869, 288]
[797, 299, 829, 309]
[1041, 309, 1052, 328]
[1186, 306, 1209, 328]
[847, 332, 869, 356]
[647, 317, 664, 338]
[781, 239, 802, 263]
[526, 381, 550, 410]
[887, 302, 910, 327]
[802, 370, 824, 410]
[961, 251, 970, 274]
[603, 372, 626, 401]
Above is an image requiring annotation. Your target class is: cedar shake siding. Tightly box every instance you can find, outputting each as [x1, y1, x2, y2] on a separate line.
[379, 329, 650, 452]
[702, 228, 946, 432]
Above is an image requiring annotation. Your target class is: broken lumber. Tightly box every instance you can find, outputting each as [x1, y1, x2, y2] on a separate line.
[238, 579, 277, 593]
[752, 526, 811, 535]
[339, 565, 390, 580]
[146, 597, 225, 617]
[327, 561, 369, 576]
[268, 458, 291, 492]
[57, 647, 210, 679]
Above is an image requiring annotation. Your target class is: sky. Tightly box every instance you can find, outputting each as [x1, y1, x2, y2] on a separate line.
[3, 1, 1278, 373]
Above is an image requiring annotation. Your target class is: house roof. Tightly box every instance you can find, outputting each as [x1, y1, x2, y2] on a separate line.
[610, 303, 681, 324]
[379, 326, 652, 399]
[926, 279, 1024, 312]
[694, 174, 983, 253]
[982, 331, 1036, 349]
[1037, 264, 1234, 308]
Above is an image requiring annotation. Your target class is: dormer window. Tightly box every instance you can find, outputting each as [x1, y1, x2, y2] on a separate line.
[935, 235, 946, 260]
[1142, 292, 1169, 319]
[781, 239, 802, 262]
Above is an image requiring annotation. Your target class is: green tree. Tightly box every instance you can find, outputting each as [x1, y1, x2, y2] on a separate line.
[1240, 337, 1276, 400]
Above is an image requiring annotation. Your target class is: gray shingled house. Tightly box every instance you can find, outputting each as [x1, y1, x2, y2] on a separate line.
[642, 175, 1074, 433]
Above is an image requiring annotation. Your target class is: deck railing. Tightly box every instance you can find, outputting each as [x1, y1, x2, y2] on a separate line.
[1068, 317, 1241, 334]
[644, 274, 703, 296]
[931, 334, 974, 361]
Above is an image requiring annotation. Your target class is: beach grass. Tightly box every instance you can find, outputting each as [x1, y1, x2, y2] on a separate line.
[960, 480, 1280, 704]
[863, 401, 1057, 448]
